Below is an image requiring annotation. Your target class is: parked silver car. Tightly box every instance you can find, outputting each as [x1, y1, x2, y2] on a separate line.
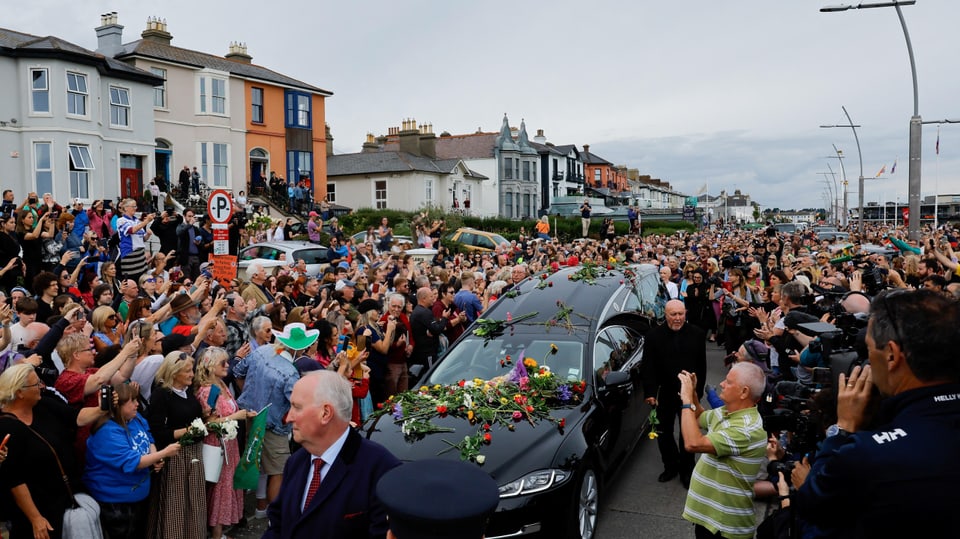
[237, 241, 329, 279]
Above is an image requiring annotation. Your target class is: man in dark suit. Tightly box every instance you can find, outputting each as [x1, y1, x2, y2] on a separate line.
[263, 370, 400, 539]
[640, 299, 706, 488]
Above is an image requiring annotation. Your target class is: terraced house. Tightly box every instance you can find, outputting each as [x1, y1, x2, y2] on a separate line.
[98, 13, 332, 200]
[0, 24, 162, 203]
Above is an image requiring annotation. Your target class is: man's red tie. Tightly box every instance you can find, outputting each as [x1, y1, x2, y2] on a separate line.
[303, 457, 323, 510]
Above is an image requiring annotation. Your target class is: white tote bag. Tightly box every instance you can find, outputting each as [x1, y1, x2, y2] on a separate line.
[202, 442, 224, 483]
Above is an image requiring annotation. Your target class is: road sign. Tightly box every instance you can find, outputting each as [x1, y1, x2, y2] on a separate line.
[207, 190, 234, 224]
[212, 224, 229, 255]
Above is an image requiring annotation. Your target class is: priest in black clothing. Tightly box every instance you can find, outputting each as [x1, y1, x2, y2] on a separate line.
[640, 299, 706, 488]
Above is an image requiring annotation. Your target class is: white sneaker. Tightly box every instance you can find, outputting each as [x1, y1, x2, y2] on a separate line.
[253, 509, 268, 520]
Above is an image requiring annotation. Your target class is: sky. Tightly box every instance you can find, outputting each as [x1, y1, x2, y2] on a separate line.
[8, 0, 960, 211]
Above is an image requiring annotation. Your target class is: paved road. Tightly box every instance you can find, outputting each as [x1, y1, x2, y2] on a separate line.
[232, 341, 761, 539]
[597, 341, 770, 539]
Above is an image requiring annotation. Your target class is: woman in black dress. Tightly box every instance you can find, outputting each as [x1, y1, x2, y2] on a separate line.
[0, 213, 25, 293]
[684, 270, 716, 336]
[16, 210, 52, 290]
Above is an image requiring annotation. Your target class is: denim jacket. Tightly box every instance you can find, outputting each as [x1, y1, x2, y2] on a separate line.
[235, 345, 300, 436]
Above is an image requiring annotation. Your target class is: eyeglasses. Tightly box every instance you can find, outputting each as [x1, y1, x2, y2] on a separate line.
[874, 288, 908, 348]
[175, 352, 190, 362]
[22, 380, 44, 389]
[144, 278, 156, 283]
[107, 314, 118, 321]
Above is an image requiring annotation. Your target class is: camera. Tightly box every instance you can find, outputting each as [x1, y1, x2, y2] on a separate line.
[99, 385, 114, 411]
[767, 460, 797, 487]
[28, 197, 37, 204]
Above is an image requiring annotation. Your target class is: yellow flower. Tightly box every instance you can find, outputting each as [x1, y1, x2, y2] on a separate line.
[523, 358, 538, 369]
[467, 410, 475, 421]
[648, 432, 659, 440]
[433, 384, 442, 391]
[500, 397, 508, 405]
[419, 386, 429, 393]
[473, 378, 485, 387]
[550, 343, 559, 354]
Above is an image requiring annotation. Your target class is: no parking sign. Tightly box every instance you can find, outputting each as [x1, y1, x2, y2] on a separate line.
[207, 190, 233, 255]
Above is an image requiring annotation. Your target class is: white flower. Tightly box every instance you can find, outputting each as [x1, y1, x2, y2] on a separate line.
[475, 455, 486, 465]
[463, 394, 474, 410]
[190, 418, 208, 436]
[221, 419, 239, 441]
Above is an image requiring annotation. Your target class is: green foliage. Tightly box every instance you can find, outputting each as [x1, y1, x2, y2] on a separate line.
[336, 209, 694, 242]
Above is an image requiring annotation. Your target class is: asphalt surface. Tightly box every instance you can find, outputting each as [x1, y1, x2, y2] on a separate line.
[229, 339, 768, 539]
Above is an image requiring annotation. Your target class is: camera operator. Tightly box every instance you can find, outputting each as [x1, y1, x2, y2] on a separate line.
[793, 289, 960, 537]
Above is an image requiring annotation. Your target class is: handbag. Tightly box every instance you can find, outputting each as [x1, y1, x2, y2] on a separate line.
[202, 441, 225, 483]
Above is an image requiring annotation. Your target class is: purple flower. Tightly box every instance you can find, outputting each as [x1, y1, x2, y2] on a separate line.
[392, 403, 404, 420]
[558, 385, 572, 402]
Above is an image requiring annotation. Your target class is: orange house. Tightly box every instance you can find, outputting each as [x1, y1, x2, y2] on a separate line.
[582, 144, 628, 192]
[244, 74, 332, 203]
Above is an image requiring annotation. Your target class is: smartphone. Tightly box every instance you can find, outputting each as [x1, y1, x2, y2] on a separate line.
[207, 384, 221, 410]
[358, 263, 364, 272]
[99, 385, 114, 411]
[0, 433, 10, 451]
[336, 335, 348, 354]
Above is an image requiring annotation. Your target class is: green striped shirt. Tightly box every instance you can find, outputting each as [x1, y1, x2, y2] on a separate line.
[682, 406, 766, 539]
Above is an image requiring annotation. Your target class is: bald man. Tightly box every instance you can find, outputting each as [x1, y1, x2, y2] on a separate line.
[639, 299, 707, 487]
[408, 287, 449, 375]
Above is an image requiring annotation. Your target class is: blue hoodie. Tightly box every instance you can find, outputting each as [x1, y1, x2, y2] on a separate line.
[84, 414, 154, 503]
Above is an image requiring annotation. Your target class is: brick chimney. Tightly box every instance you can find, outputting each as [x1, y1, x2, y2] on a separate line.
[95, 12, 123, 57]
[362, 133, 379, 153]
[534, 128, 546, 144]
[325, 124, 334, 157]
[583, 144, 591, 155]
[225, 42, 252, 64]
[418, 123, 436, 159]
[141, 16, 172, 45]
[398, 118, 421, 156]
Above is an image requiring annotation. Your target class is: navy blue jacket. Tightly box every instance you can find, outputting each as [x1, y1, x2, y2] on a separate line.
[795, 383, 960, 537]
[263, 428, 400, 539]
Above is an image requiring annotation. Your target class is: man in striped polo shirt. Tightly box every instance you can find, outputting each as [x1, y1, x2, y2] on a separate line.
[677, 362, 767, 539]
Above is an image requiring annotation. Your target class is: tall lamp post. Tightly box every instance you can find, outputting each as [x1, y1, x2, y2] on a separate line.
[821, 0, 920, 239]
[826, 144, 848, 226]
[821, 106, 864, 234]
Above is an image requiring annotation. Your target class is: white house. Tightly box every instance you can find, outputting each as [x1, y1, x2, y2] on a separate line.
[0, 23, 161, 204]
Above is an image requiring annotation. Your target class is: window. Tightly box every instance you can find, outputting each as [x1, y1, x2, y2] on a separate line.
[68, 144, 95, 199]
[109, 86, 130, 127]
[522, 161, 530, 181]
[326, 182, 336, 203]
[251, 87, 264, 123]
[34, 142, 53, 194]
[212, 78, 226, 114]
[375, 180, 387, 209]
[66, 72, 87, 116]
[151, 67, 166, 108]
[213, 143, 228, 187]
[287, 151, 313, 186]
[285, 91, 311, 128]
[514, 160, 519, 180]
[200, 142, 208, 183]
[594, 327, 643, 379]
[523, 193, 531, 218]
[503, 158, 513, 179]
[199, 77, 207, 113]
[505, 192, 513, 218]
[594, 169, 601, 183]
[425, 178, 433, 202]
[30, 68, 49, 114]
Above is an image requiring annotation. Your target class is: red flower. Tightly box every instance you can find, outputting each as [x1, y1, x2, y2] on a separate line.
[458, 380, 466, 387]
[548, 282, 553, 287]
[436, 405, 448, 415]
[376, 402, 383, 409]
[483, 432, 492, 443]
[540, 273, 547, 280]
[483, 423, 491, 431]
[526, 405, 534, 413]
[559, 418, 566, 428]
[619, 280, 624, 284]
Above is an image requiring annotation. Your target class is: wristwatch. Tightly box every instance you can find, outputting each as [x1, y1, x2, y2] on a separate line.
[681, 403, 697, 412]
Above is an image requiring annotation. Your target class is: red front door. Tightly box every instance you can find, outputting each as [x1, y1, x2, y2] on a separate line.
[120, 167, 142, 200]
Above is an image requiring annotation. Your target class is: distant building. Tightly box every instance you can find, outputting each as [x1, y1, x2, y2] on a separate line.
[0, 20, 162, 203]
[99, 13, 331, 199]
[326, 120, 487, 214]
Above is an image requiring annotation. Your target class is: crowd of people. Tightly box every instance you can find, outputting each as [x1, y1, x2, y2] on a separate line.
[0, 183, 958, 538]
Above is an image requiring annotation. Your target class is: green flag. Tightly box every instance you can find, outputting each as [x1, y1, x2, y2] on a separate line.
[233, 405, 269, 490]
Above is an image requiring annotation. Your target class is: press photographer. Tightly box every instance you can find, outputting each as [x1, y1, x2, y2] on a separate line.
[793, 289, 960, 537]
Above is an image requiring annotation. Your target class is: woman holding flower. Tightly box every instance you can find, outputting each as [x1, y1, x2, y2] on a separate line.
[194, 347, 255, 539]
[147, 351, 207, 539]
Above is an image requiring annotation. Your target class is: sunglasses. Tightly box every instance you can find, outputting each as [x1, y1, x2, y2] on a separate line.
[144, 278, 156, 283]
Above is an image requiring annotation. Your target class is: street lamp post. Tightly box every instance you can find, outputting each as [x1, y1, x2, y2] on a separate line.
[821, 105, 864, 234]
[827, 144, 848, 226]
[821, 0, 920, 239]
